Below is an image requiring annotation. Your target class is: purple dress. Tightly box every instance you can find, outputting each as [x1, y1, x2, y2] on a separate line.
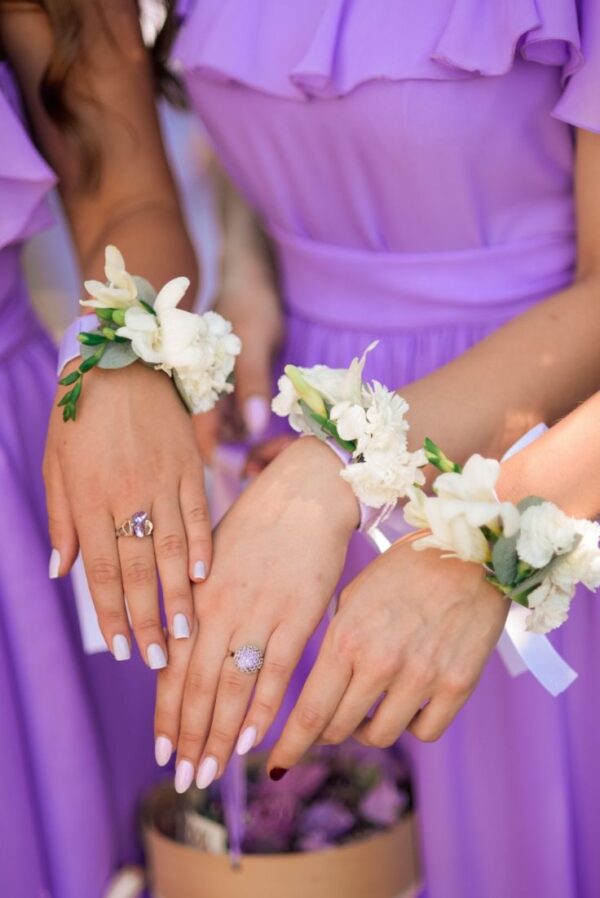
[0, 66, 162, 898]
[176, 2, 600, 896]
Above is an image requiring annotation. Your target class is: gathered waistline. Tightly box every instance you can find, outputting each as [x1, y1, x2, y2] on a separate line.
[270, 225, 576, 330]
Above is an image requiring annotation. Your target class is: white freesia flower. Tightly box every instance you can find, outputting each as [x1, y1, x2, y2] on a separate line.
[81, 245, 140, 310]
[406, 491, 492, 563]
[271, 375, 319, 435]
[330, 402, 367, 442]
[516, 502, 578, 569]
[525, 580, 572, 634]
[116, 305, 162, 364]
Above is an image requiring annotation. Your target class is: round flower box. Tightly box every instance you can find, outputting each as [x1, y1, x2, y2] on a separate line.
[142, 782, 421, 898]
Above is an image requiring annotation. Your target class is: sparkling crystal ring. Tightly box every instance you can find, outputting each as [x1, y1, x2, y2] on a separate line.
[115, 511, 154, 539]
[230, 644, 264, 675]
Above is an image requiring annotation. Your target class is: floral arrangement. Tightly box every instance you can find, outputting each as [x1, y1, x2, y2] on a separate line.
[271, 343, 426, 516]
[58, 246, 241, 420]
[405, 440, 600, 634]
[181, 744, 411, 855]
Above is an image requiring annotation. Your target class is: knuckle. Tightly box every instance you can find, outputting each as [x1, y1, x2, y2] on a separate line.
[155, 532, 186, 559]
[411, 721, 441, 743]
[134, 617, 161, 635]
[88, 557, 121, 587]
[404, 658, 433, 689]
[331, 623, 361, 660]
[163, 586, 192, 607]
[221, 670, 247, 694]
[186, 671, 212, 698]
[365, 727, 397, 749]
[443, 671, 473, 697]
[252, 698, 276, 721]
[186, 502, 209, 528]
[178, 730, 204, 750]
[295, 704, 326, 734]
[208, 726, 236, 747]
[122, 557, 154, 585]
[262, 659, 289, 681]
[99, 608, 127, 629]
[320, 724, 347, 746]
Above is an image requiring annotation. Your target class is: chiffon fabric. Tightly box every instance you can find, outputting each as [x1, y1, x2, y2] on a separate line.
[0, 65, 161, 898]
[177, 2, 600, 896]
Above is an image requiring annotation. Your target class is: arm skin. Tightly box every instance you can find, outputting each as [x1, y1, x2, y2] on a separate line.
[498, 391, 600, 518]
[0, 0, 198, 298]
[402, 132, 600, 466]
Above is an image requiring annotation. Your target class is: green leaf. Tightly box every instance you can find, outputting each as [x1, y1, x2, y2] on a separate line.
[59, 370, 81, 386]
[506, 535, 582, 600]
[424, 437, 462, 474]
[78, 331, 107, 346]
[58, 390, 73, 407]
[79, 352, 101, 373]
[491, 533, 519, 585]
[96, 340, 138, 369]
[300, 402, 356, 452]
[517, 496, 546, 514]
[133, 276, 157, 305]
[70, 379, 82, 403]
[139, 299, 157, 317]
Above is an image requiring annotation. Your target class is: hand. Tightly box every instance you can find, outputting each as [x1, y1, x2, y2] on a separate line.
[267, 537, 509, 773]
[153, 436, 359, 791]
[44, 360, 212, 666]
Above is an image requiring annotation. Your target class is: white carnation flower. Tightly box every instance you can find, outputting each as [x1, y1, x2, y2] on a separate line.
[549, 518, 600, 593]
[81, 245, 140, 310]
[525, 580, 572, 634]
[516, 502, 578, 569]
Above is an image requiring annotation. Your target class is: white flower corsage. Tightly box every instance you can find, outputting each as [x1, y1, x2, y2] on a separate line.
[57, 246, 241, 421]
[271, 342, 427, 522]
[404, 440, 600, 634]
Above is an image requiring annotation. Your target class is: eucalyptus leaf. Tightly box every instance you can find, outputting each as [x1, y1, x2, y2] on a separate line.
[96, 341, 138, 370]
[173, 370, 194, 413]
[133, 276, 157, 305]
[491, 533, 519, 585]
[517, 496, 545, 514]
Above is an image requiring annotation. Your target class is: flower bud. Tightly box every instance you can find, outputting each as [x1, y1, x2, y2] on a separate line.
[284, 365, 327, 417]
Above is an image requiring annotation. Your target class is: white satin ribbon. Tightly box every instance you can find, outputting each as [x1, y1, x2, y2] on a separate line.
[366, 423, 577, 697]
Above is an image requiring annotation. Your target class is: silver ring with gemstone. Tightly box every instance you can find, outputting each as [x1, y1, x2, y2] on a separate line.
[230, 644, 264, 675]
[115, 511, 154, 539]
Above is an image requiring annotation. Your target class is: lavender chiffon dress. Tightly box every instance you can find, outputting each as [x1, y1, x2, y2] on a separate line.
[0, 66, 161, 898]
[177, 2, 600, 896]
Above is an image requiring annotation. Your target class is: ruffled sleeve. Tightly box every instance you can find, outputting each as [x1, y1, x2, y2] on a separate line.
[0, 65, 56, 252]
[553, 0, 600, 133]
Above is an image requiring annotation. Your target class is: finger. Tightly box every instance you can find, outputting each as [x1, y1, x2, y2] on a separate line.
[236, 623, 308, 755]
[179, 464, 212, 582]
[44, 457, 79, 578]
[76, 508, 131, 662]
[152, 494, 193, 641]
[198, 630, 274, 783]
[116, 510, 165, 669]
[235, 345, 272, 440]
[175, 619, 230, 793]
[408, 684, 473, 743]
[192, 407, 219, 465]
[154, 620, 197, 768]
[354, 681, 428, 749]
[267, 648, 352, 775]
[319, 675, 386, 746]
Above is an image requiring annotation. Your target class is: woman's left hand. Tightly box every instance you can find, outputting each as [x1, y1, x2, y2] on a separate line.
[266, 537, 509, 774]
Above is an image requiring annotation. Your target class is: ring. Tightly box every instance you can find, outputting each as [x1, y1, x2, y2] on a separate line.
[115, 511, 154, 539]
[230, 644, 264, 674]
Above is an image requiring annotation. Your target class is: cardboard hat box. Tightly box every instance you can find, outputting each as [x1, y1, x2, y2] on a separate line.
[143, 783, 421, 898]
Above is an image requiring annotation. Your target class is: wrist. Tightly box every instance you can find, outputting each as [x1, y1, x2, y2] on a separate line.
[287, 436, 361, 534]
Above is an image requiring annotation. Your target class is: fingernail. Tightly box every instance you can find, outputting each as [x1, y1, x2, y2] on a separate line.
[193, 560, 206, 581]
[243, 395, 270, 438]
[269, 767, 288, 781]
[112, 634, 131, 661]
[173, 613, 190, 639]
[49, 548, 61, 579]
[155, 735, 173, 767]
[236, 725, 257, 756]
[174, 759, 195, 794]
[196, 755, 218, 789]
[147, 643, 167, 670]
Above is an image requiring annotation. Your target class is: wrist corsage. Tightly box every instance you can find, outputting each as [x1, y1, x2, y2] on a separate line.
[57, 245, 241, 421]
[271, 343, 427, 526]
[404, 440, 600, 634]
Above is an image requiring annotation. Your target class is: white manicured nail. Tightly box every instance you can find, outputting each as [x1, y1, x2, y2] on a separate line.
[49, 549, 61, 579]
[173, 613, 190, 639]
[193, 560, 206, 581]
[112, 634, 131, 661]
[243, 395, 270, 438]
[236, 725, 257, 756]
[196, 756, 218, 789]
[155, 736, 173, 767]
[175, 760, 195, 794]
[147, 643, 167, 670]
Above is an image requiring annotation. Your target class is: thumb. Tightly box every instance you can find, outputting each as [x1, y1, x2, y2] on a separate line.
[235, 343, 273, 440]
[44, 457, 79, 579]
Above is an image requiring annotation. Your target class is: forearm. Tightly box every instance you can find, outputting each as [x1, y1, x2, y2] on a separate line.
[403, 275, 600, 464]
[495, 392, 600, 519]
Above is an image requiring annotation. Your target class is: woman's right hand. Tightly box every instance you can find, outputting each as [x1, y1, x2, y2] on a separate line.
[44, 359, 212, 667]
